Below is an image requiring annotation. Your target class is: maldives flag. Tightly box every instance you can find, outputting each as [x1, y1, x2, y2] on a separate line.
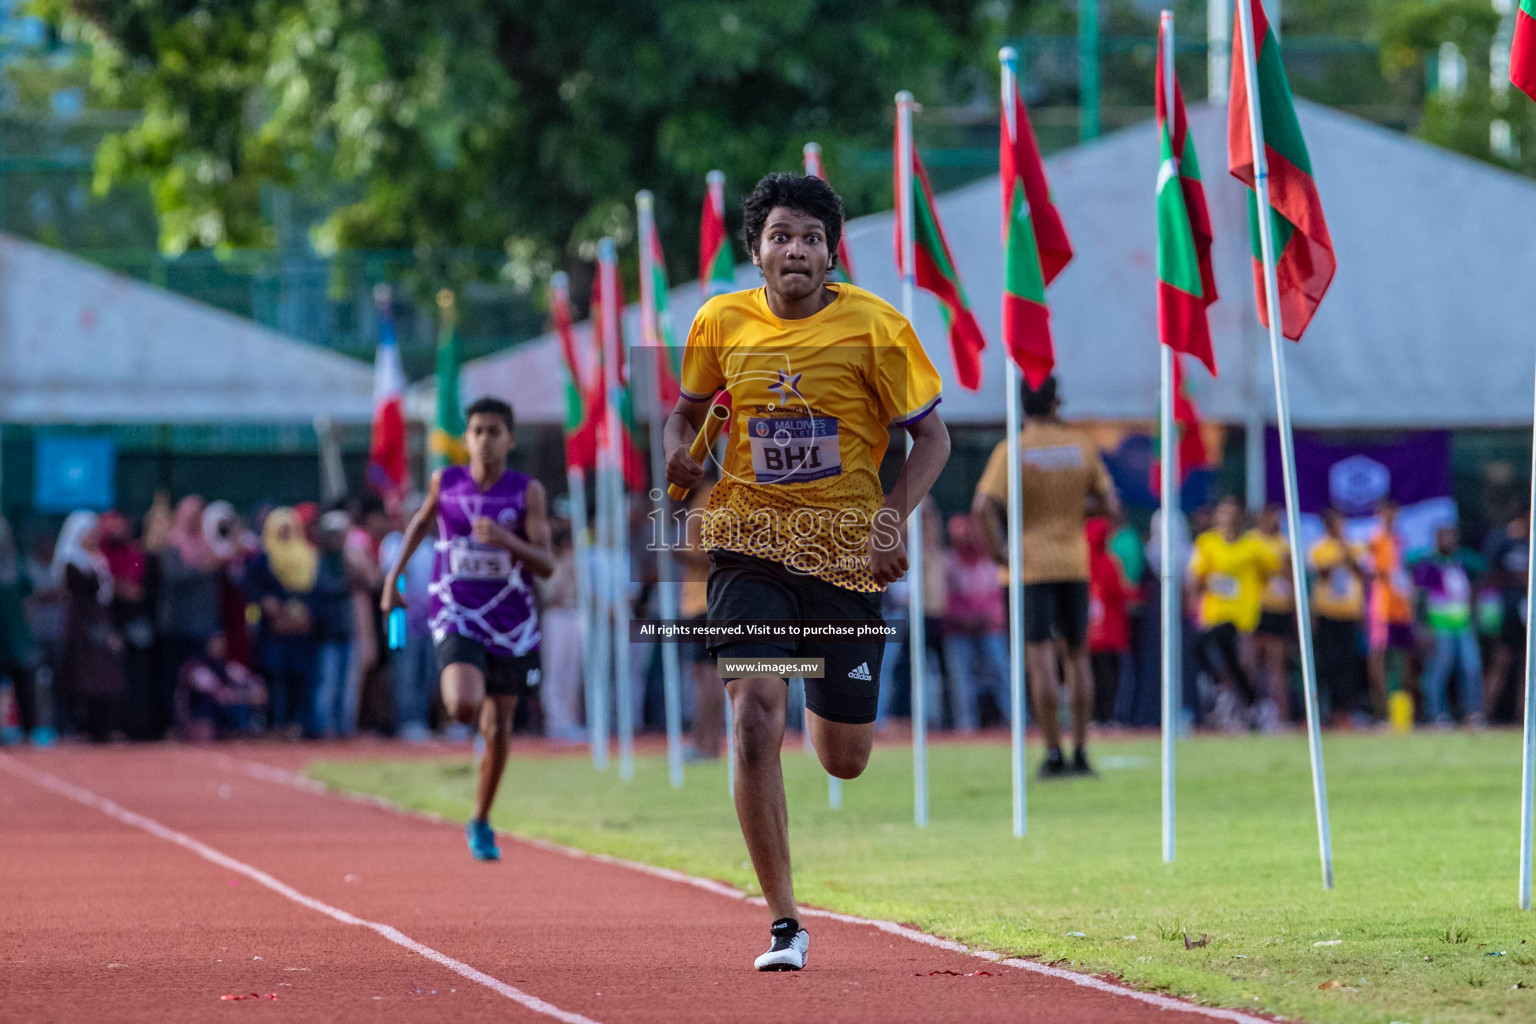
[896, 145, 987, 391]
[700, 170, 735, 297]
[1512, 1, 1536, 100]
[1000, 77, 1072, 388]
[802, 143, 857, 283]
[366, 286, 408, 496]
[1228, 0, 1335, 342]
[1150, 354, 1210, 497]
[551, 274, 599, 473]
[640, 217, 683, 406]
[430, 289, 468, 470]
[1157, 16, 1218, 376]
[590, 255, 648, 489]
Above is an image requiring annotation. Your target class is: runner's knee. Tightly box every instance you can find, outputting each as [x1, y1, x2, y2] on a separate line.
[818, 746, 869, 780]
[732, 690, 782, 765]
[445, 695, 479, 724]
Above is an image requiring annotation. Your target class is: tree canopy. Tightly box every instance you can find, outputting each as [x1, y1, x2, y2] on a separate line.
[41, 0, 998, 290]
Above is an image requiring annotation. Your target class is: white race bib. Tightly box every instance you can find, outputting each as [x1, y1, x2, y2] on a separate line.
[1329, 567, 1354, 599]
[449, 544, 514, 580]
[747, 416, 842, 484]
[1209, 573, 1240, 600]
[1443, 566, 1470, 601]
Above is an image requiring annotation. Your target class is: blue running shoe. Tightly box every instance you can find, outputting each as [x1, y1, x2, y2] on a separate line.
[466, 819, 500, 862]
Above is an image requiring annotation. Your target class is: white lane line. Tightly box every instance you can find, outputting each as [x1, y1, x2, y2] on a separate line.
[0, 755, 603, 1024]
[215, 753, 1280, 1024]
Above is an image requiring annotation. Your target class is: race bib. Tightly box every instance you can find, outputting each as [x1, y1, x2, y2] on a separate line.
[747, 416, 842, 484]
[1443, 566, 1470, 601]
[449, 544, 514, 580]
[1208, 573, 1240, 600]
[1329, 567, 1354, 599]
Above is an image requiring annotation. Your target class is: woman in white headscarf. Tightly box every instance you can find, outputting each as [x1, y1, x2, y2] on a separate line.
[53, 511, 124, 741]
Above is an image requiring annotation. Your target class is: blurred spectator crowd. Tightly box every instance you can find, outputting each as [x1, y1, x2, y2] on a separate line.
[0, 485, 1528, 750]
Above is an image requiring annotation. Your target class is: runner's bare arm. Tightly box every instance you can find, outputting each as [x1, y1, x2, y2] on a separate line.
[869, 412, 952, 586]
[474, 479, 555, 579]
[381, 470, 442, 613]
[663, 394, 712, 490]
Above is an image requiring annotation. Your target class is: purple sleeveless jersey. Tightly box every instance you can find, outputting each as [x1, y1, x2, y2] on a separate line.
[429, 465, 540, 657]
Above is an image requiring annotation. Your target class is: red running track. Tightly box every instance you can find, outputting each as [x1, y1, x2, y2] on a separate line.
[0, 744, 1281, 1024]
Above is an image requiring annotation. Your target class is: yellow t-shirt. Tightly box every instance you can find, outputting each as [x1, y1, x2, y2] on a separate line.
[680, 284, 942, 592]
[974, 421, 1115, 584]
[1309, 537, 1365, 621]
[1189, 530, 1279, 632]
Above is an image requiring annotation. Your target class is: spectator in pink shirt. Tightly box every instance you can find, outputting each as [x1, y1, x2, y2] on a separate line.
[942, 513, 1011, 733]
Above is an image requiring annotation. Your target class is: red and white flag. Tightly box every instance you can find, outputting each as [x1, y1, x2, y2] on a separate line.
[367, 285, 408, 496]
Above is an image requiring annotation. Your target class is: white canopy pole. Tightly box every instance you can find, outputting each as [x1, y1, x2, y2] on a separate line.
[896, 89, 929, 828]
[998, 47, 1030, 839]
[1235, 0, 1334, 889]
[1158, 10, 1181, 866]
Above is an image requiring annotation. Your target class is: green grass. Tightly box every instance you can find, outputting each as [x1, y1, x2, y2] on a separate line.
[310, 731, 1536, 1024]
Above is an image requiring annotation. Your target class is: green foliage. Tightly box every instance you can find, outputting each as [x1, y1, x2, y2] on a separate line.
[37, 0, 999, 289]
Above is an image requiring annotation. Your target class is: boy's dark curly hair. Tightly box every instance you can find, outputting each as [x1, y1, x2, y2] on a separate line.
[740, 173, 844, 269]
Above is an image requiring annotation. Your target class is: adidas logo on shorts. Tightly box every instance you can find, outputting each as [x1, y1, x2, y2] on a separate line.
[846, 662, 872, 681]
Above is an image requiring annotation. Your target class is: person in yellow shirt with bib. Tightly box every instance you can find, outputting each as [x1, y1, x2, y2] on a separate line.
[1187, 496, 1278, 730]
[1309, 508, 1368, 724]
[664, 173, 949, 972]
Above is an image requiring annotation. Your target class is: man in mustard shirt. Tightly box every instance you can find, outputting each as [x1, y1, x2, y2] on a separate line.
[664, 173, 950, 972]
[972, 376, 1119, 779]
[1187, 496, 1278, 729]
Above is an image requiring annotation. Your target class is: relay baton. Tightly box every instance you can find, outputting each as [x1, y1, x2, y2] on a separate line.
[666, 393, 732, 502]
[387, 575, 407, 650]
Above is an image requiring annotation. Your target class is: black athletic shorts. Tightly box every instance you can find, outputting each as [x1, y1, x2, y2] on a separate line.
[706, 550, 885, 726]
[1023, 580, 1090, 646]
[1255, 609, 1296, 640]
[435, 633, 541, 697]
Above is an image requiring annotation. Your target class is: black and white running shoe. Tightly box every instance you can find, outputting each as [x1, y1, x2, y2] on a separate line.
[754, 917, 810, 971]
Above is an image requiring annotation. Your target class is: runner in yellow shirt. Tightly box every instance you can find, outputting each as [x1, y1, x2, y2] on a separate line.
[1187, 496, 1278, 729]
[664, 172, 949, 972]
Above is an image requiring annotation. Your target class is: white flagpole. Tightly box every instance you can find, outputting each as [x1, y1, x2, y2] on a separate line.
[1235, 0, 1334, 888]
[1158, 11, 1180, 865]
[554, 272, 605, 771]
[637, 191, 686, 789]
[896, 89, 929, 828]
[589, 359, 613, 771]
[598, 238, 635, 782]
[998, 47, 1030, 839]
[1520, 368, 1536, 908]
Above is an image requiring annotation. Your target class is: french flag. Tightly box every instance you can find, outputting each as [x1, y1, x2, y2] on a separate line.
[367, 285, 409, 496]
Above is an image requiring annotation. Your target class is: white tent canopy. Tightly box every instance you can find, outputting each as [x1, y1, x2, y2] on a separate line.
[432, 100, 1536, 430]
[0, 233, 376, 423]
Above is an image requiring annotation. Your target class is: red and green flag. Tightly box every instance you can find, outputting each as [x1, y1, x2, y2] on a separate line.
[1000, 77, 1073, 388]
[590, 254, 649, 490]
[1512, 1, 1536, 100]
[699, 170, 735, 297]
[802, 143, 857, 283]
[1150, 354, 1210, 497]
[551, 275, 599, 473]
[1228, 0, 1334, 342]
[896, 145, 987, 391]
[430, 289, 469, 470]
[1157, 16, 1218, 376]
[641, 215, 684, 406]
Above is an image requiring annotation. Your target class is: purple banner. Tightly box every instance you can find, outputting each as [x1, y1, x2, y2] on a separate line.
[1264, 430, 1452, 516]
